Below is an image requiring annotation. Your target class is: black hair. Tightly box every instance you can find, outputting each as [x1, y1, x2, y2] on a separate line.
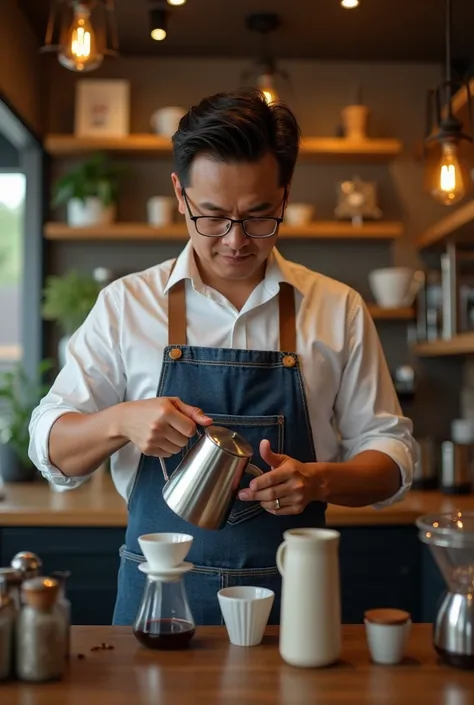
[171, 88, 301, 188]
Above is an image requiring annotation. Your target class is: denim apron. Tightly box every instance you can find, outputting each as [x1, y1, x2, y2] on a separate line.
[113, 271, 326, 626]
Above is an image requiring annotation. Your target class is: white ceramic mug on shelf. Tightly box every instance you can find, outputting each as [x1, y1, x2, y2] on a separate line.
[147, 196, 175, 226]
[368, 267, 424, 308]
[150, 107, 186, 136]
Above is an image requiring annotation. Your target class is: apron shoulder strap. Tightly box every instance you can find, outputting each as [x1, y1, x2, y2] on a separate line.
[167, 259, 187, 346]
[278, 282, 297, 353]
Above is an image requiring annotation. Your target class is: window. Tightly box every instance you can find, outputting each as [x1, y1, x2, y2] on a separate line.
[0, 172, 25, 368]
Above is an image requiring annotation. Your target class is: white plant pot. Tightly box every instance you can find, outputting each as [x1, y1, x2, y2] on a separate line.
[67, 197, 116, 227]
[58, 334, 71, 368]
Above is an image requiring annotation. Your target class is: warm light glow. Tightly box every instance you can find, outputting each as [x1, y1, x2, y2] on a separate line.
[167, 0, 186, 5]
[431, 141, 466, 206]
[257, 73, 279, 104]
[58, 4, 103, 72]
[151, 27, 167, 41]
[341, 0, 360, 8]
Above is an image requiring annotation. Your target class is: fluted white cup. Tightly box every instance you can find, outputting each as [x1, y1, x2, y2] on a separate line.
[217, 586, 274, 647]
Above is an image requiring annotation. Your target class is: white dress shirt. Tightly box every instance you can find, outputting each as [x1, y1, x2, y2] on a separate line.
[29, 243, 416, 507]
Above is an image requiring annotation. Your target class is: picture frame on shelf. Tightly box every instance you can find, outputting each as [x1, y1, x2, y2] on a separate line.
[74, 79, 130, 138]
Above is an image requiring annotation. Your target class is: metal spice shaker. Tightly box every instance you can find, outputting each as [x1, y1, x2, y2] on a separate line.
[16, 577, 67, 682]
[0, 568, 22, 610]
[50, 571, 71, 659]
[0, 576, 14, 681]
[11, 552, 43, 581]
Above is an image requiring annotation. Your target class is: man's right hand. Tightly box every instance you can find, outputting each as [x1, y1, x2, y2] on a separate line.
[118, 397, 213, 457]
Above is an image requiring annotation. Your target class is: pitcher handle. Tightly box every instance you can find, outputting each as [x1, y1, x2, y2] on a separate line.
[245, 462, 264, 478]
[276, 542, 287, 576]
[160, 426, 205, 483]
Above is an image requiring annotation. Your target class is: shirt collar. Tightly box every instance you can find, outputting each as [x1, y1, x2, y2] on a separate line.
[164, 242, 304, 297]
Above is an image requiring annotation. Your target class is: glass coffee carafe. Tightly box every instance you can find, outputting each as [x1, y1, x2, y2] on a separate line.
[417, 511, 474, 669]
[133, 563, 195, 650]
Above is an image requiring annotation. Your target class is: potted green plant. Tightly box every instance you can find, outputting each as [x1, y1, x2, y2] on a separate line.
[42, 270, 103, 366]
[51, 152, 123, 227]
[0, 359, 54, 482]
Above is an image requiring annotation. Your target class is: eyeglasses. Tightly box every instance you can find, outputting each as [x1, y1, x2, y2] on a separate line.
[181, 188, 286, 239]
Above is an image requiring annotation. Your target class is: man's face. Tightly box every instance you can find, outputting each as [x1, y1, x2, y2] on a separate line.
[172, 152, 286, 283]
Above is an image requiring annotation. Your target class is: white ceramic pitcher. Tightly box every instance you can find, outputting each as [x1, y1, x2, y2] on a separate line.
[277, 528, 341, 667]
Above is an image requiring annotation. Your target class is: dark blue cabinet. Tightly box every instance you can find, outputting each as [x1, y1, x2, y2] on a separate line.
[0, 524, 442, 625]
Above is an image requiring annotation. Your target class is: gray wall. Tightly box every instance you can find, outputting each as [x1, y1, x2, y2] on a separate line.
[43, 57, 464, 441]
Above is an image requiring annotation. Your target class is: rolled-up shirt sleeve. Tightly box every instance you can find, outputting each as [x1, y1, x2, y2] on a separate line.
[28, 287, 125, 488]
[334, 292, 418, 507]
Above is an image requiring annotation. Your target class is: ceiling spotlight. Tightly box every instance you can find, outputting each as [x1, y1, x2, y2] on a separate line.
[167, 0, 186, 5]
[150, 8, 167, 40]
[341, 0, 359, 8]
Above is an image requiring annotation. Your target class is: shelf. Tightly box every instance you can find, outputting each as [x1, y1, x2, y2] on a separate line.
[416, 199, 474, 249]
[413, 333, 474, 357]
[298, 137, 402, 162]
[366, 305, 415, 320]
[44, 134, 402, 162]
[44, 221, 403, 241]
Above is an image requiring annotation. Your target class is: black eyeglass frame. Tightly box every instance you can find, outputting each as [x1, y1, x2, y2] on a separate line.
[181, 187, 287, 239]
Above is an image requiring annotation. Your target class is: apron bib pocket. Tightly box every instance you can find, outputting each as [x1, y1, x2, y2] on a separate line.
[208, 413, 284, 526]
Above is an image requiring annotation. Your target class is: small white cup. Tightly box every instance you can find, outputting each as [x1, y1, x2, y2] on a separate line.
[150, 107, 186, 136]
[147, 196, 175, 226]
[138, 532, 193, 570]
[364, 609, 411, 665]
[285, 203, 315, 226]
[218, 586, 274, 647]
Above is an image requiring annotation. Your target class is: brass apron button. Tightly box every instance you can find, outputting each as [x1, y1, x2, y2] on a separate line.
[282, 354, 297, 368]
[169, 348, 183, 360]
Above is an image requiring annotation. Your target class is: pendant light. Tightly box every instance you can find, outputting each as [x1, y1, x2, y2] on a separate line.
[41, 0, 119, 73]
[241, 13, 292, 106]
[423, 0, 473, 205]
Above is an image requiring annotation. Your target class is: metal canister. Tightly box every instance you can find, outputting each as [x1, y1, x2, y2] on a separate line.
[440, 441, 473, 494]
[412, 437, 438, 490]
[0, 576, 15, 681]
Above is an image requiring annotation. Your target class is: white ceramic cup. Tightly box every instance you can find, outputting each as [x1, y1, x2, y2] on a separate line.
[368, 267, 423, 308]
[150, 107, 186, 136]
[147, 196, 175, 226]
[138, 532, 193, 569]
[364, 611, 411, 665]
[217, 586, 274, 647]
[285, 203, 315, 226]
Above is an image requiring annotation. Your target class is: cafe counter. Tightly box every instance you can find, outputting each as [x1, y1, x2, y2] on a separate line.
[1, 625, 472, 705]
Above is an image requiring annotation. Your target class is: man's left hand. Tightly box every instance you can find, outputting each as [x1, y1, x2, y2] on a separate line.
[238, 440, 326, 515]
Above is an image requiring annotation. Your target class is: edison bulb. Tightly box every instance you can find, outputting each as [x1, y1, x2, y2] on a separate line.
[257, 74, 279, 104]
[431, 141, 466, 206]
[167, 0, 186, 5]
[58, 4, 103, 72]
[151, 28, 167, 40]
[341, 0, 360, 7]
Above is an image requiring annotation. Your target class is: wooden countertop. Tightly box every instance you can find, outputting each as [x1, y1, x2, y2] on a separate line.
[0, 470, 473, 527]
[2, 625, 472, 704]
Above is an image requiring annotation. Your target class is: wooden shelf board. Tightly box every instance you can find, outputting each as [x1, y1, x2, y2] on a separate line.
[44, 133, 172, 156]
[413, 333, 474, 357]
[366, 305, 415, 320]
[416, 199, 474, 249]
[299, 137, 402, 162]
[44, 221, 403, 241]
[44, 134, 402, 162]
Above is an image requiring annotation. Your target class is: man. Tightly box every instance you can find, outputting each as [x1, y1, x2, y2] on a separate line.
[29, 88, 417, 626]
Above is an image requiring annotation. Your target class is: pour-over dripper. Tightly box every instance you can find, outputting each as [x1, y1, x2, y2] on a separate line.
[416, 512, 474, 594]
[416, 511, 474, 669]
